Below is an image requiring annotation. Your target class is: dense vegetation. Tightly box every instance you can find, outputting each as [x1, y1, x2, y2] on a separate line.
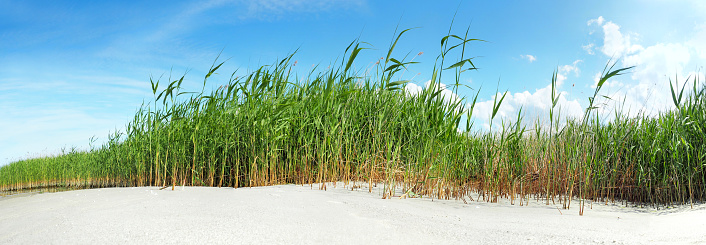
[1, 28, 704, 213]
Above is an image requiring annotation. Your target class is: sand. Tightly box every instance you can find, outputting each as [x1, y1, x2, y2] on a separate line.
[1, 183, 705, 244]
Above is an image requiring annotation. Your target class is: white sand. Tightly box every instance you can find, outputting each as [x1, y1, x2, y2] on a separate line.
[1, 183, 705, 244]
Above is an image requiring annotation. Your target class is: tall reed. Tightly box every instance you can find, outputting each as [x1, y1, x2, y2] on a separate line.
[1, 27, 704, 211]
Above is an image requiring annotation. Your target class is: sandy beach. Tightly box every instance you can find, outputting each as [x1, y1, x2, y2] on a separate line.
[1, 183, 705, 244]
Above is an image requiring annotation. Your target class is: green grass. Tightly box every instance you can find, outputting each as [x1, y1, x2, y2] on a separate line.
[1, 27, 704, 213]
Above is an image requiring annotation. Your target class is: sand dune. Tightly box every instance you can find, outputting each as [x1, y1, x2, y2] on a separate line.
[1, 184, 705, 244]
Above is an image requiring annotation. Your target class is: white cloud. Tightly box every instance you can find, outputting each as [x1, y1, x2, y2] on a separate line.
[587, 16, 605, 26]
[404, 82, 423, 96]
[587, 17, 706, 118]
[600, 21, 644, 57]
[590, 72, 602, 89]
[559, 60, 582, 78]
[520, 54, 537, 63]
[615, 43, 691, 116]
[687, 23, 706, 60]
[402, 60, 587, 131]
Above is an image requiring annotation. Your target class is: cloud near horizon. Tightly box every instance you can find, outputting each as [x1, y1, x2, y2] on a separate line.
[470, 60, 584, 130]
[400, 15, 706, 132]
[404, 80, 463, 106]
[403, 60, 585, 132]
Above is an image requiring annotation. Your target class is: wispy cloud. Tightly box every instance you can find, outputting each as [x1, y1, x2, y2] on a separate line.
[520, 54, 536, 63]
[0, 0, 370, 166]
[97, 0, 370, 70]
[235, 0, 367, 20]
[582, 43, 595, 55]
[0, 73, 151, 166]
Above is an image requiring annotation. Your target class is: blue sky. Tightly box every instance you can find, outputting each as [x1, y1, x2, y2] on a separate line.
[2, 0, 705, 165]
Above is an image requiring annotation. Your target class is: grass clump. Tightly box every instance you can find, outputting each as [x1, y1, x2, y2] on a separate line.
[1, 26, 705, 213]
